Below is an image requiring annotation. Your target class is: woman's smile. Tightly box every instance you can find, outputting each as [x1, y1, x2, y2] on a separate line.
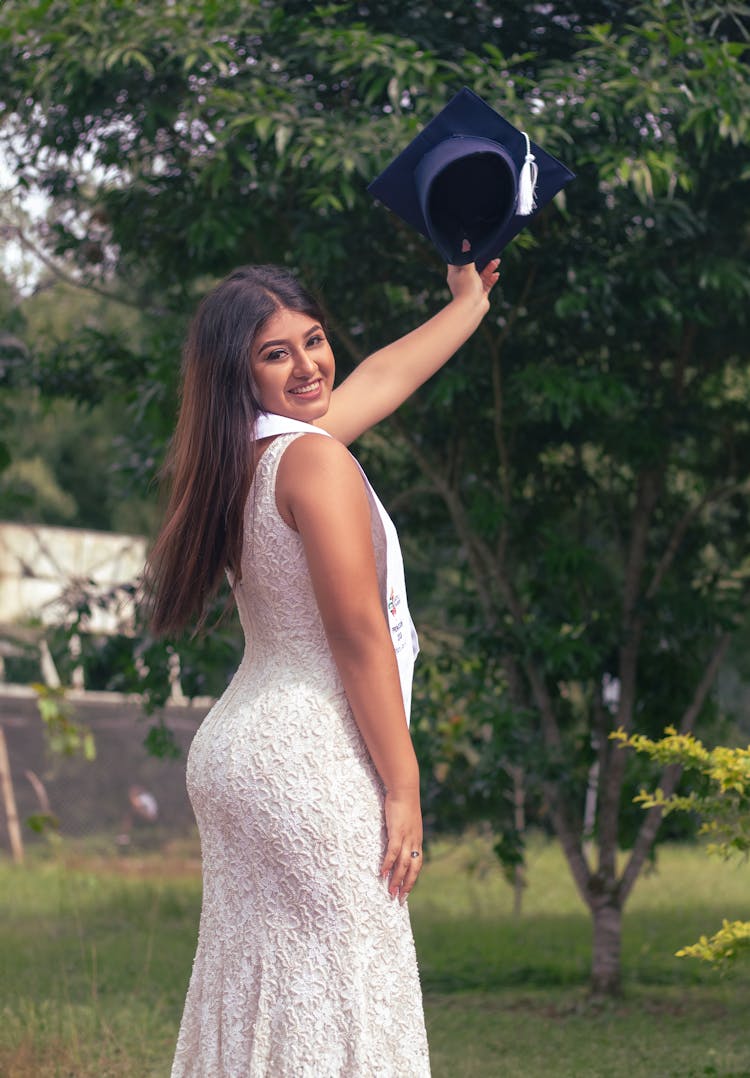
[288, 378, 323, 398]
[250, 307, 334, 419]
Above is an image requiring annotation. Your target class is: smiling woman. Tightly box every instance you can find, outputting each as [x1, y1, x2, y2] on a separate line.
[250, 309, 335, 418]
[145, 259, 499, 1077]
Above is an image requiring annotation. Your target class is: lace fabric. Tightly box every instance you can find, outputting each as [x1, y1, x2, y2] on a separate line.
[171, 434, 431, 1077]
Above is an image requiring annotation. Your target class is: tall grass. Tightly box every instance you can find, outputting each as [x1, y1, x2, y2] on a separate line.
[1, 837, 749, 1077]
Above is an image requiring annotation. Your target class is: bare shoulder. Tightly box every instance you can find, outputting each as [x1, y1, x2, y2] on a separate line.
[277, 432, 358, 483]
[276, 433, 367, 527]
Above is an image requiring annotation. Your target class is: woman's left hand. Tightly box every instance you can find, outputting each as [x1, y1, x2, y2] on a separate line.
[446, 257, 501, 306]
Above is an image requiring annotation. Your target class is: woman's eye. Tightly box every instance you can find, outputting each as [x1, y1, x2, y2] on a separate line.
[267, 349, 286, 361]
[307, 335, 324, 347]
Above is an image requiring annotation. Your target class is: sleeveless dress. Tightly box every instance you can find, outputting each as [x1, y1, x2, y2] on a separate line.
[171, 433, 431, 1078]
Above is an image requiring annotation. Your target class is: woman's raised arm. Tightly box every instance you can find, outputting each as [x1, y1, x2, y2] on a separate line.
[319, 259, 500, 446]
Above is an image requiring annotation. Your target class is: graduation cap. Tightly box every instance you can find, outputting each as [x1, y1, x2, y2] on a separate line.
[367, 87, 575, 268]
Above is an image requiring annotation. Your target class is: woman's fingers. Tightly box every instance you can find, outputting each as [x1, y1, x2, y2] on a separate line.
[446, 257, 501, 301]
[380, 839, 401, 881]
[480, 257, 501, 293]
[381, 790, 423, 900]
[396, 847, 422, 902]
[380, 839, 423, 900]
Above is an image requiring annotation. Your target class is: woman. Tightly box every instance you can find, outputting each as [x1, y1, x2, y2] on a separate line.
[148, 258, 499, 1077]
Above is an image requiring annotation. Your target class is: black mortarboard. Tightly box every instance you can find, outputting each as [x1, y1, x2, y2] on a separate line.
[367, 87, 575, 267]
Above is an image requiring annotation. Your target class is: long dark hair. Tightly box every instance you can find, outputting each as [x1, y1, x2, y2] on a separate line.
[146, 265, 325, 635]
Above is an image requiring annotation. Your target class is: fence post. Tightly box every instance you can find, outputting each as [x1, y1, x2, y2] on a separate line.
[0, 725, 24, 864]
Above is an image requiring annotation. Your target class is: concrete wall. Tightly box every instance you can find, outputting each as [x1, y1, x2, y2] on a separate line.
[1, 687, 207, 848]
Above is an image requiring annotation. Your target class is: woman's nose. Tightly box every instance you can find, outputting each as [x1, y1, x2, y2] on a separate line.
[292, 349, 316, 376]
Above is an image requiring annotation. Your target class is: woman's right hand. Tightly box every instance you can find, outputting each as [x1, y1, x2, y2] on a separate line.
[446, 257, 501, 308]
[380, 788, 424, 902]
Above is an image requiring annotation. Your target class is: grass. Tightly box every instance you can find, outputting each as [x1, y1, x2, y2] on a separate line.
[1, 837, 749, 1077]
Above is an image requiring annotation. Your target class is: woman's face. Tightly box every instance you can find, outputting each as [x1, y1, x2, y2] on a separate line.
[249, 306, 335, 421]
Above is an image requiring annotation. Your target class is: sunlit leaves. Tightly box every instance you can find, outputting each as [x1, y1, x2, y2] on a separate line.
[675, 919, 750, 964]
[617, 726, 750, 962]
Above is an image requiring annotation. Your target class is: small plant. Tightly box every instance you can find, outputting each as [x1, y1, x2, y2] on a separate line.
[613, 726, 750, 965]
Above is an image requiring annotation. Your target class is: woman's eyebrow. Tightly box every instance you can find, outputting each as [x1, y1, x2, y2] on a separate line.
[257, 324, 323, 352]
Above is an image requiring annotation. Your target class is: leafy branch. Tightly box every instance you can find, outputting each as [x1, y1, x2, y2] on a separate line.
[614, 726, 750, 964]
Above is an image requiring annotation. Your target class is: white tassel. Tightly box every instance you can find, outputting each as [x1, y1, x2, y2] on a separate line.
[517, 131, 538, 215]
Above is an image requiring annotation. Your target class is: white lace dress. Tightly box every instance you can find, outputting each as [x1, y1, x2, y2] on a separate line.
[171, 433, 431, 1078]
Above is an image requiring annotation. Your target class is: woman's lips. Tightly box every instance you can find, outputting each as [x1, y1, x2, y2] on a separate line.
[288, 379, 322, 398]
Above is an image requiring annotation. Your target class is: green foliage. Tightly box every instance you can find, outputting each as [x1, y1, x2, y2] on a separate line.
[0, 275, 165, 531]
[38, 580, 243, 755]
[615, 726, 750, 964]
[413, 641, 521, 842]
[615, 727, 750, 857]
[0, 450, 77, 521]
[33, 682, 96, 760]
[676, 919, 750, 964]
[142, 719, 183, 761]
[0, 272, 28, 470]
[26, 811, 61, 837]
[61, 581, 242, 702]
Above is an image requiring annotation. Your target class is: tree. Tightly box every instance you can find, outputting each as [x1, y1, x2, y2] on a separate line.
[0, 0, 749, 995]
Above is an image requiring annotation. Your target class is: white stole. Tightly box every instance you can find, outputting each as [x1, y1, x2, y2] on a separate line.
[253, 412, 419, 725]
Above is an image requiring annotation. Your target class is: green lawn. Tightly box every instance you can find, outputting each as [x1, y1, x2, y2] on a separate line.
[2, 837, 749, 1077]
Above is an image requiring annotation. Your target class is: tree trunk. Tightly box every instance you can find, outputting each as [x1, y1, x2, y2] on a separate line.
[0, 725, 24, 864]
[590, 897, 622, 997]
[509, 763, 526, 918]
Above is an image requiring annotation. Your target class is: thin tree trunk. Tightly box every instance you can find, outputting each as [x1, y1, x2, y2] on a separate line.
[508, 763, 526, 918]
[589, 897, 622, 997]
[512, 866, 524, 918]
[0, 726, 24, 864]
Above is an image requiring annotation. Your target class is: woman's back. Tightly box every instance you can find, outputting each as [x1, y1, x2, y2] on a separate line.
[234, 433, 383, 694]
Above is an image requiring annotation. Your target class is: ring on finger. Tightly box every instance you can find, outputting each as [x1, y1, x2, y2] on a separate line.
[410, 850, 421, 859]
